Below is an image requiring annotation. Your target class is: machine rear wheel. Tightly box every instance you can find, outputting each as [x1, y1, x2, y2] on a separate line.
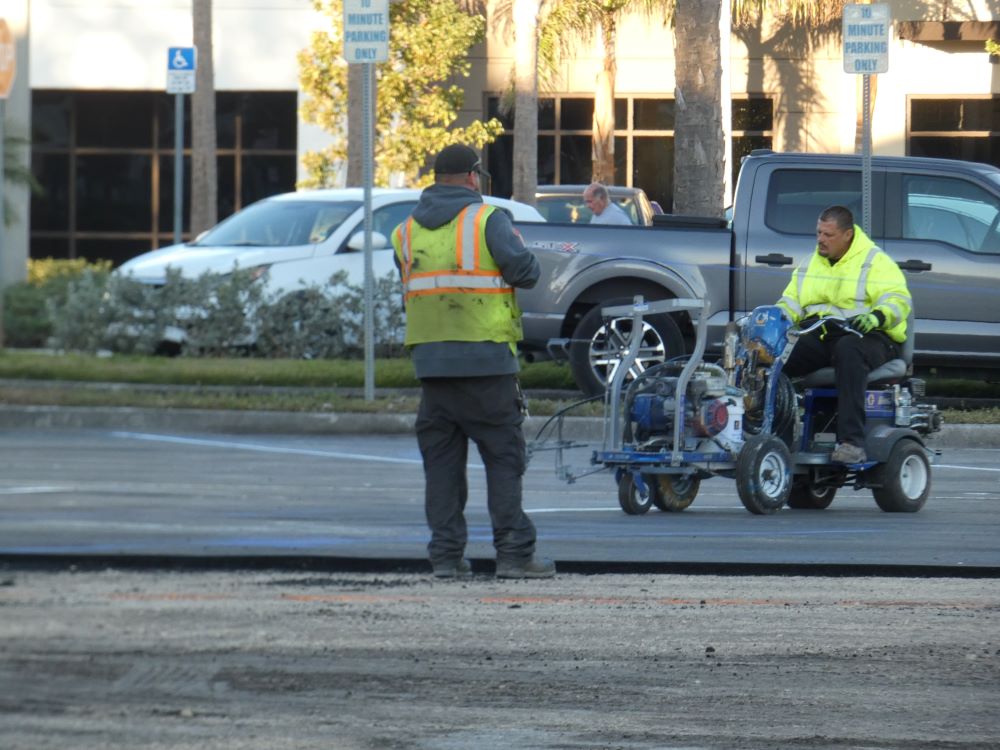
[872, 440, 930, 513]
[618, 473, 654, 515]
[736, 434, 792, 515]
[651, 474, 700, 512]
[787, 482, 836, 510]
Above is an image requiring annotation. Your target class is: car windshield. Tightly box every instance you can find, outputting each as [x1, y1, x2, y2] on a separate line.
[535, 194, 638, 224]
[193, 200, 362, 247]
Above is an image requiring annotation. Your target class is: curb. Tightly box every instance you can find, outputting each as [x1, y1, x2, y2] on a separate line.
[1, 404, 998, 447]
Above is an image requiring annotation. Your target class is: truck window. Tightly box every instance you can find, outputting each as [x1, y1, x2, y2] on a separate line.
[902, 175, 1000, 254]
[765, 170, 862, 235]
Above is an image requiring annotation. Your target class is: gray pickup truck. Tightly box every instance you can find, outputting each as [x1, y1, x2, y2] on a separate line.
[515, 150, 1000, 394]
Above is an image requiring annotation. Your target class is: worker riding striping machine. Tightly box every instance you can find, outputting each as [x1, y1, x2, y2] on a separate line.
[533, 297, 942, 515]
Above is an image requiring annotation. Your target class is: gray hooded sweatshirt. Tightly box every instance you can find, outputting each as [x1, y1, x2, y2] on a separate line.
[399, 184, 540, 379]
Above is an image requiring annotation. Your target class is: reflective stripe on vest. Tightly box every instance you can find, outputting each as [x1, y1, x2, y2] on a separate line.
[397, 205, 512, 300]
[802, 246, 880, 319]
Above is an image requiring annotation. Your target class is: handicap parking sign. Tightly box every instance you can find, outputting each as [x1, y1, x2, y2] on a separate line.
[166, 46, 196, 93]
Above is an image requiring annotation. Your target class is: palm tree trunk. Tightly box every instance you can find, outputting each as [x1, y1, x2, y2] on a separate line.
[191, 0, 218, 235]
[672, 0, 724, 217]
[592, 13, 617, 184]
[512, 0, 540, 203]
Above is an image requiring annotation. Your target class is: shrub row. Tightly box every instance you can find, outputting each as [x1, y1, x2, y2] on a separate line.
[4, 259, 407, 359]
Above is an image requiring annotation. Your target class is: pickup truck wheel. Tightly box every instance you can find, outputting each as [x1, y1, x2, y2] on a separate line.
[569, 302, 685, 396]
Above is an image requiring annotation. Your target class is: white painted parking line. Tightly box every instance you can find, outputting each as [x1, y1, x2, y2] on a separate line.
[935, 464, 1000, 473]
[111, 431, 423, 465]
[0, 486, 73, 495]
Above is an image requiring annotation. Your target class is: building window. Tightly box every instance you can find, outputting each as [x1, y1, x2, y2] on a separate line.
[485, 94, 772, 212]
[908, 96, 1000, 167]
[30, 90, 298, 266]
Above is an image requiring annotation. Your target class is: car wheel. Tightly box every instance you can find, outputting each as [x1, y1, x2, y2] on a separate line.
[568, 300, 685, 396]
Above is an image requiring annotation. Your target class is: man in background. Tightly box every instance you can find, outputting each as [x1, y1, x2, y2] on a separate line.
[584, 182, 632, 225]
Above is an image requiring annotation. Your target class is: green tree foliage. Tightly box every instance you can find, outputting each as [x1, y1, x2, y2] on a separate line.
[299, 0, 504, 188]
[537, 1, 673, 184]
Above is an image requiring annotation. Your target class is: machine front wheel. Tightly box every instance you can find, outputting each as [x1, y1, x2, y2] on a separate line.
[787, 481, 836, 510]
[736, 434, 792, 515]
[872, 440, 931, 513]
[618, 473, 654, 515]
[651, 474, 700, 512]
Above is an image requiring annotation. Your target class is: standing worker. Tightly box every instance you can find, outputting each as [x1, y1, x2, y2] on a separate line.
[391, 144, 556, 579]
[776, 205, 912, 464]
[583, 182, 632, 225]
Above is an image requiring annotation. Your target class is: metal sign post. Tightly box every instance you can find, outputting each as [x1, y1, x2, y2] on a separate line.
[843, 3, 890, 236]
[344, 0, 389, 401]
[167, 47, 197, 245]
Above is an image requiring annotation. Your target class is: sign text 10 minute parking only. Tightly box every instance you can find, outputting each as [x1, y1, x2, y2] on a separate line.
[343, 0, 389, 63]
[842, 3, 890, 75]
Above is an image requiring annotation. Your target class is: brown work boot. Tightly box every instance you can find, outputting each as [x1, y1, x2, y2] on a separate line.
[831, 442, 866, 464]
[495, 556, 556, 579]
[431, 558, 472, 579]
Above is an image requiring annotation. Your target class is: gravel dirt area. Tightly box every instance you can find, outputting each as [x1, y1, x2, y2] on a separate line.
[1, 569, 998, 749]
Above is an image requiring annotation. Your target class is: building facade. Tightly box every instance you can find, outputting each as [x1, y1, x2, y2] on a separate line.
[3, 0, 999, 278]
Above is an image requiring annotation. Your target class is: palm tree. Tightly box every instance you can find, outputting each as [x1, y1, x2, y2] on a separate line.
[672, 0, 724, 216]
[510, 0, 542, 203]
[539, 1, 673, 184]
[191, 0, 218, 234]
[522, 0, 849, 212]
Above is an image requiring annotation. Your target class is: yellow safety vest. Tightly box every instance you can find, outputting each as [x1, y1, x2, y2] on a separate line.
[391, 204, 523, 347]
[777, 225, 912, 343]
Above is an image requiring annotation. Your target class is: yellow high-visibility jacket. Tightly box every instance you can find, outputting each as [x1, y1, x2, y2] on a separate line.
[776, 225, 912, 343]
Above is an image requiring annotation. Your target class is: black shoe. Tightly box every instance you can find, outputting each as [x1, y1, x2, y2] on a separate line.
[495, 556, 556, 579]
[431, 558, 472, 579]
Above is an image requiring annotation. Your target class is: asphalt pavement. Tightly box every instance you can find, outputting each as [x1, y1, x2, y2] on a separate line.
[2, 401, 1000, 447]
[1, 400, 998, 575]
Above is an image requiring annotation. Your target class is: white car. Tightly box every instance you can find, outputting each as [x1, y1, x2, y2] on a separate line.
[119, 188, 545, 294]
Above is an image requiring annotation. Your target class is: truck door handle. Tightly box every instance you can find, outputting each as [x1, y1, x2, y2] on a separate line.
[755, 253, 794, 266]
[898, 259, 932, 272]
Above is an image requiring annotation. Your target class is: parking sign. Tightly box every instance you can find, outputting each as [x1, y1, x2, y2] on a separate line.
[843, 4, 890, 75]
[166, 46, 197, 93]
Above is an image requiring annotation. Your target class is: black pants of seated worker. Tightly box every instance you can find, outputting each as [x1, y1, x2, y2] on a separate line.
[782, 327, 901, 448]
[415, 374, 536, 567]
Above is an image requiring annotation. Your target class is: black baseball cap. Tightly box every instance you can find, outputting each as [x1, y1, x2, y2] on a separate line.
[433, 144, 490, 178]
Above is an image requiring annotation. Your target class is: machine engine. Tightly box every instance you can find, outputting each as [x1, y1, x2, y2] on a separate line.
[628, 365, 746, 451]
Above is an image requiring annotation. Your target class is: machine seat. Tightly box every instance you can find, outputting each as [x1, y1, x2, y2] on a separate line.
[795, 310, 914, 389]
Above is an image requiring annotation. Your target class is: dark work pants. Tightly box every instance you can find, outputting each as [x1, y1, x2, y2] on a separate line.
[783, 328, 901, 447]
[415, 374, 536, 566]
